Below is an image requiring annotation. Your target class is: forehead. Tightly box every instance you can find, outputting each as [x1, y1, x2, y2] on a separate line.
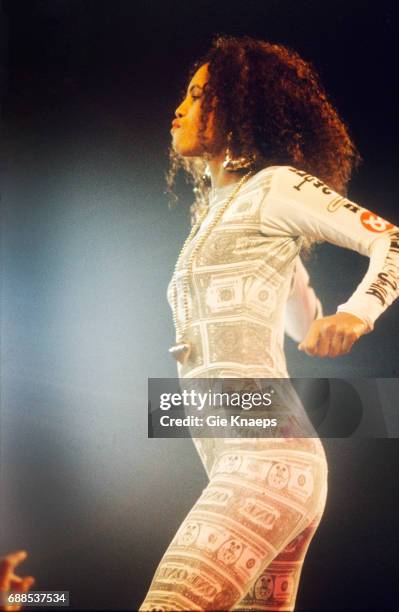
[188, 63, 209, 89]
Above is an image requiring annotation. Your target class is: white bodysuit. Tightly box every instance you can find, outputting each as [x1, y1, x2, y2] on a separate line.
[140, 166, 399, 612]
[167, 165, 399, 379]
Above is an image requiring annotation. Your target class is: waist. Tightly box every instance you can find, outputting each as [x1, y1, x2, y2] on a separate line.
[177, 319, 287, 377]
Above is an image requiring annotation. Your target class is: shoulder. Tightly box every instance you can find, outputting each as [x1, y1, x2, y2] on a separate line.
[247, 164, 297, 185]
[245, 164, 286, 190]
[255, 165, 342, 241]
[244, 164, 344, 217]
[244, 164, 335, 201]
[237, 165, 292, 205]
[265, 165, 343, 208]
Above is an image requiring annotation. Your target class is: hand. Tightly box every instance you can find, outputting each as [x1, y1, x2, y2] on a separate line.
[298, 312, 370, 358]
[0, 551, 35, 611]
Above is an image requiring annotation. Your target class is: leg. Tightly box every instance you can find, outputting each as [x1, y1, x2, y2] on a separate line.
[193, 437, 327, 611]
[139, 445, 328, 611]
[232, 511, 324, 611]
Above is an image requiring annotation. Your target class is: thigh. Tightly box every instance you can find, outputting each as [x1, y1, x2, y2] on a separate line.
[139, 446, 328, 612]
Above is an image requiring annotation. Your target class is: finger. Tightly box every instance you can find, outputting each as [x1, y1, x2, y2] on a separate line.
[13, 576, 35, 592]
[328, 331, 346, 358]
[0, 552, 27, 578]
[316, 326, 334, 358]
[10, 574, 33, 587]
[1, 551, 27, 566]
[9, 574, 23, 585]
[0, 562, 22, 588]
[340, 332, 358, 355]
[299, 325, 321, 355]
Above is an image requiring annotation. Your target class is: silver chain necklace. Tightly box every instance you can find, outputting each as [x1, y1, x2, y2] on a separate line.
[169, 170, 254, 364]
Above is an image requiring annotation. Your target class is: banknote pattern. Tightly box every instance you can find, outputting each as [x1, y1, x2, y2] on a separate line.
[140, 167, 346, 610]
[139, 432, 328, 611]
[166, 167, 303, 380]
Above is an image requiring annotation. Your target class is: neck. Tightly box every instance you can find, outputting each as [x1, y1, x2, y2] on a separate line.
[206, 152, 242, 190]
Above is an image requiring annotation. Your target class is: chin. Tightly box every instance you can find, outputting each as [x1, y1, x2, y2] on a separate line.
[172, 135, 205, 158]
[172, 144, 204, 158]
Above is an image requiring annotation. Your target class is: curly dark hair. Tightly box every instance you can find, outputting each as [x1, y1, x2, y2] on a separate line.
[166, 34, 361, 230]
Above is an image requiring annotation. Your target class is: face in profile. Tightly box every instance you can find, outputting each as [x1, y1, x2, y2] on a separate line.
[171, 63, 222, 158]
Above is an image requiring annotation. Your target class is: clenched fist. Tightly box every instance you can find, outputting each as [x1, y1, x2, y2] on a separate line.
[298, 312, 370, 358]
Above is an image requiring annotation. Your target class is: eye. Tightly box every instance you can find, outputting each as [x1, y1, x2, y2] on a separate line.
[190, 85, 203, 100]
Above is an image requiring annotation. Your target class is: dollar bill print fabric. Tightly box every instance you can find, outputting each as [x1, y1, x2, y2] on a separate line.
[139, 166, 399, 611]
[139, 437, 328, 611]
[167, 165, 399, 380]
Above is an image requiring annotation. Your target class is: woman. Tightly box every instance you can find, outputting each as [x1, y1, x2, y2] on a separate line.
[140, 36, 399, 611]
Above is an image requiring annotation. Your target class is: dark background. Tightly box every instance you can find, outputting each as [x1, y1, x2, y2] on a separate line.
[0, 1, 398, 610]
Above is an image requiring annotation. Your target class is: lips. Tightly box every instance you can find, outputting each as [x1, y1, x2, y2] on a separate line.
[171, 120, 181, 129]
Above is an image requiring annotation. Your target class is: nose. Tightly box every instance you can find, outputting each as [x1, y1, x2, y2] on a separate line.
[175, 99, 187, 118]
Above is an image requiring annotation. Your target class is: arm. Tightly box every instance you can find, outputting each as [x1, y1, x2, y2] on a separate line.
[262, 166, 399, 356]
[285, 256, 323, 342]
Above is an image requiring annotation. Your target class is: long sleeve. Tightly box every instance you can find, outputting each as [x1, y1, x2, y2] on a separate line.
[285, 256, 323, 342]
[260, 166, 399, 332]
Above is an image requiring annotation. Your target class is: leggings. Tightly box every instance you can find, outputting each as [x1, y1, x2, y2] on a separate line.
[139, 434, 328, 611]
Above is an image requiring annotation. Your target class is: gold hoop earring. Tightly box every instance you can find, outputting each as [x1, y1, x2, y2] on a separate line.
[222, 149, 254, 172]
[222, 132, 254, 172]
